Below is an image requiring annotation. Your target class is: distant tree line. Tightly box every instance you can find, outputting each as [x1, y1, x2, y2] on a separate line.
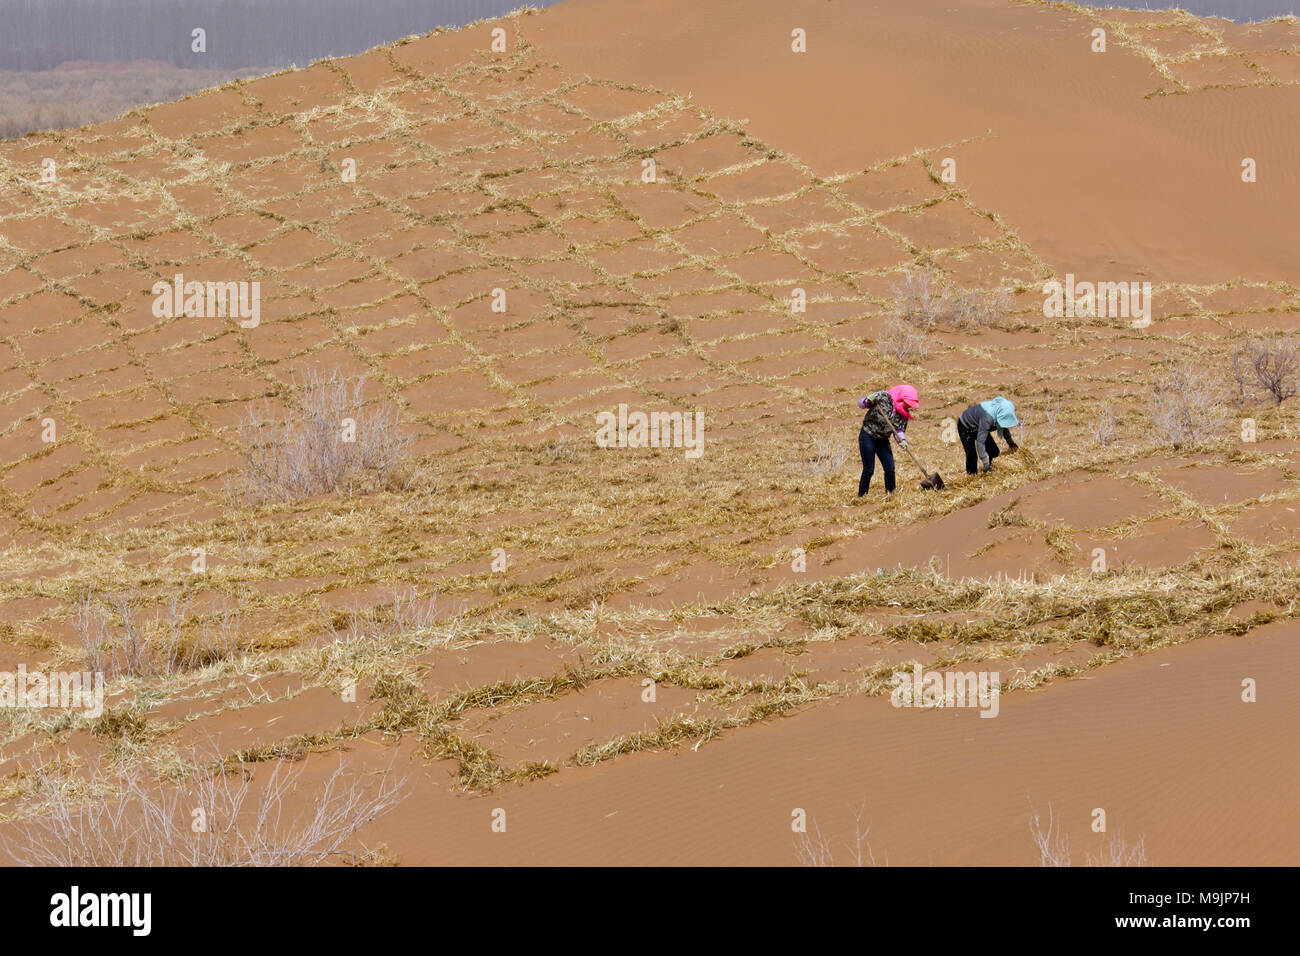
[1, 0, 558, 71]
[1096, 1, 1297, 20]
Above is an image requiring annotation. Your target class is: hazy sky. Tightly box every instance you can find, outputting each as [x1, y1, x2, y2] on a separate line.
[0, 0, 1295, 23]
[0, 0, 568, 71]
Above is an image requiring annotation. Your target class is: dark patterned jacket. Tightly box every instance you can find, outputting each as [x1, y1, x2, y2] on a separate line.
[861, 390, 909, 439]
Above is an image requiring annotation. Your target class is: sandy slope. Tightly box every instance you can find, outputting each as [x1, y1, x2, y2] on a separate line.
[0, 0, 1297, 866]
[530, 0, 1300, 283]
[358, 616, 1300, 865]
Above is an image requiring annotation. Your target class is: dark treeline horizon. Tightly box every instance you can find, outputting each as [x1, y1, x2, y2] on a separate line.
[1, 0, 564, 71]
[1096, 1, 1296, 18]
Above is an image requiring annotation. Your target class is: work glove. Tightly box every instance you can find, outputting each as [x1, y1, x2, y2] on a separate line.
[858, 397, 870, 409]
[894, 430, 907, 445]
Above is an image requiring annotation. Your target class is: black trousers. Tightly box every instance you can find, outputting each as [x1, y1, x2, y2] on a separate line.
[958, 422, 1002, 474]
[858, 430, 895, 496]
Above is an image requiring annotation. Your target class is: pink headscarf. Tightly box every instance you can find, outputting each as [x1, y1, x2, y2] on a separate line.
[889, 383, 919, 419]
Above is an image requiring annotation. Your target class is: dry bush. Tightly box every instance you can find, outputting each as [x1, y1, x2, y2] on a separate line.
[1028, 803, 1071, 866]
[1018, 396, 1060, 442]
[893, 268, 948, 332]
[790, 434, 850, 477]
[878, 313, 932, 363]
[794, 807, 881, 866]
[1036, 394, 1061, 439]
[1232, 335, 1299, 406]
[1230, 348, 1253, 406]
[3, 757, 407, 867]
[1029, 803, 1147, 867]
[892, 267, 1010, 332]
[238, 368, 413, 504]
[328, 587, 438, 643]
[1149, 361, 1229, 449]
[77, 592, 240, 679]
[1092, 413, 1117, 446]
[541, 435, 579, 464]
[950, 285, 1012, 330]
[1086, 830, 1148, 867]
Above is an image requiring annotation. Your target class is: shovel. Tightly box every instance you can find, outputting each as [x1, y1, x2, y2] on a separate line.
[900, 442, 944, 491]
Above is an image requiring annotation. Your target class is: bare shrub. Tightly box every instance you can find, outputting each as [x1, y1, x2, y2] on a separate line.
[1092, 413, 1116, 446]
[1038, 394, 1062, 439]
[794, 806, 881, 867]
[1232, 335, 1299, 406]
[541, 435, 578, 464]
[793, 822, 837, 867]
[238, 368, 412, 504]
[77, 592, 241, 679]
[949, 285, 1012, 330]
[892, 267, 1009, 332]
[1149, 361, 1229, 449]
[1019, 396, 1060, 442]
[1230, 347, 1253, 406]
[790, 434, 849, 477]
[893, 267, 948, 332]
[878, 313, 932, 363]
[1028, 803, 1071, 867]
[328, 587, 438, 643]
[1086, 830, 1148, 867]
[1029, 802, 1147, 867]
[3, 757, 407, 867]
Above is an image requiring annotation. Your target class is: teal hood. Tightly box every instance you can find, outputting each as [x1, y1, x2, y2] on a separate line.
[979, 397, 1019, 429]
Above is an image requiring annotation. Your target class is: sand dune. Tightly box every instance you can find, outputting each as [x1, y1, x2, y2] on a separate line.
[0, 0, 1297, 866]
[531, 0, 1300, 284]
[359, 617, 1300, 865]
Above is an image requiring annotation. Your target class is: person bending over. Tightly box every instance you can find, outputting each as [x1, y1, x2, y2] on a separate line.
[958, 396, 1019, 475]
